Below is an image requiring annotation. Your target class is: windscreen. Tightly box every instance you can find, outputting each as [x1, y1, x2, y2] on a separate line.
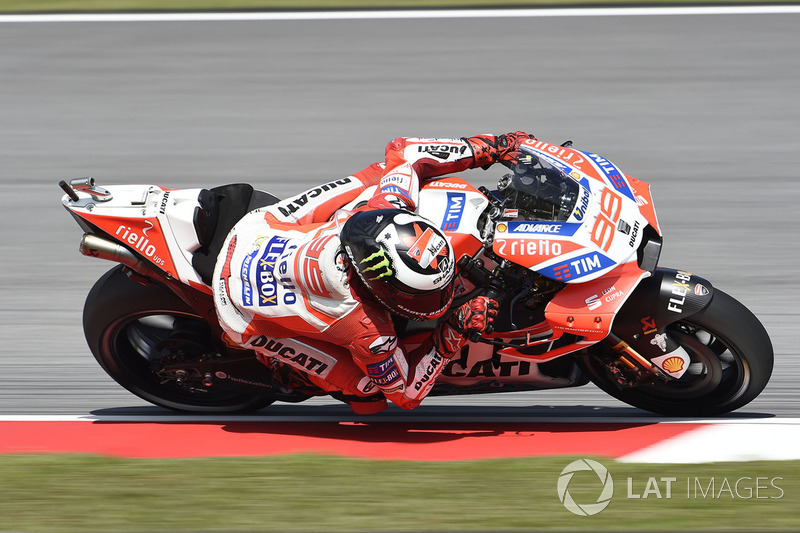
[498, 153, 581, 222]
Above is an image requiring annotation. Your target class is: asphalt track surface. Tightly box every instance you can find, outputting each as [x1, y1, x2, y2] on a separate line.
[1, 10, 799, 420]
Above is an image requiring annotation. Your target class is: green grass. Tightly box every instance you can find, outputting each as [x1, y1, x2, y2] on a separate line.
[0, 454, 797, 531]
[2, 0, 799, 13]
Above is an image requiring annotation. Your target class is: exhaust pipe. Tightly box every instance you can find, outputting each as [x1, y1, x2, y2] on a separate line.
[80, 234, 149, 274]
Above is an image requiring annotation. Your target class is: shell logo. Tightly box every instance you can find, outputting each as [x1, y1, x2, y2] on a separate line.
[661, 356, 685, 373]
[497, 223, 507, 233]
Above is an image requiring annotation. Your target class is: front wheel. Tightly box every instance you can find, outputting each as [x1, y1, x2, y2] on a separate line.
[83, 266, 277, 413]
[580, 289, 773, 416]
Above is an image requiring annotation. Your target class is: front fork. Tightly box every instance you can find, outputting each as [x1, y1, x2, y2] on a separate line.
[597, 268, 715, 385]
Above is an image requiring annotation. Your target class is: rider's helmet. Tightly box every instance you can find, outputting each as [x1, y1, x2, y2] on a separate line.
[340, 209, 456, 321]
[498, 149, 582, 222]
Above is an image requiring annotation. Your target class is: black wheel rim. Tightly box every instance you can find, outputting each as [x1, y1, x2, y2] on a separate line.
[103, 310, 269, 411]
[657, 319, 751, 404]
[591, 319, 751, 412]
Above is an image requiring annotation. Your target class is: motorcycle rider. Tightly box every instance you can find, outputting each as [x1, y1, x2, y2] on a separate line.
[212, 131, 534, 413]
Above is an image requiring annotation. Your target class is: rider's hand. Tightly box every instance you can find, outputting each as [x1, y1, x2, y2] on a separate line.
[496, 131, 535, 168]
[464, 132, 536, 170]
[367, 192, 415, 211]
[449, 296, 499, 337]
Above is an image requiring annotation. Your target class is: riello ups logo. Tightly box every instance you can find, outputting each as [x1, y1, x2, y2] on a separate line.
[114, 221, 167, 267]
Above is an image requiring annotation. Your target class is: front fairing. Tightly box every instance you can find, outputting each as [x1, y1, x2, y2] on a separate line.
[492, 141, 655, 284]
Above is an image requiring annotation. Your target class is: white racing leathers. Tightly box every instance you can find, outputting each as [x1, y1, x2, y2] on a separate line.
[212, 135, 508, 409]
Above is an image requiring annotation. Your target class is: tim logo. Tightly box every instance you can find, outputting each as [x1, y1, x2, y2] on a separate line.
[381, 185, 411, 199]
[584, 152, 635, 201]
[366, 354, 402, 386]
[540, 252, 615, 282]
[441, 192, 466, 232]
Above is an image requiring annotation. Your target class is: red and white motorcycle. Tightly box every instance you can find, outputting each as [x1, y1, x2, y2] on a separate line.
[61, 139, 773, 416]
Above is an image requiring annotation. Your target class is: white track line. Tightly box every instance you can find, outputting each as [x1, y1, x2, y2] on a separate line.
[620, 422, 800, 463]
[2, 415, 799, 424]
[2, 6, 800, 23]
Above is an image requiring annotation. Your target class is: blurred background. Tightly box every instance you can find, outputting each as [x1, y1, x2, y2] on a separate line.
[1, 4, 799, 415]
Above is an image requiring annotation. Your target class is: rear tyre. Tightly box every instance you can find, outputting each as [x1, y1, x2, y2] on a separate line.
[580, 289, 773, 416]
[83, 266, 277, 413]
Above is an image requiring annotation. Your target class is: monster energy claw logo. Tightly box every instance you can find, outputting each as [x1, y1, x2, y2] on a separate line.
[360, 249, 393, 281]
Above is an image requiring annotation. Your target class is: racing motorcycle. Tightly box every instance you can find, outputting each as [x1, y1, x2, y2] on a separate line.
[60, 139, 774, 416]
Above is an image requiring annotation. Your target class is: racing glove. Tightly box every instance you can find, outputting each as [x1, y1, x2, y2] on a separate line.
[431, 296, 499, 357]
[450, 296, 499, 335]
[463, 131, 536, 169]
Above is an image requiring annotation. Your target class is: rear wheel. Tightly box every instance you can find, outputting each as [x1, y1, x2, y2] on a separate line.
[83, 266, 277, 413]
[580, 289, 773, 416]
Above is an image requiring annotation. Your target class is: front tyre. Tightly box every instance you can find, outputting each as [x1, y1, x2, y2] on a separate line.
[580, 289, 773, 416]
[83, 266, 276, 413]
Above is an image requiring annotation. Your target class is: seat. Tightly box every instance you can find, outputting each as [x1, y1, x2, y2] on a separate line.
[191, 184, 279, 285]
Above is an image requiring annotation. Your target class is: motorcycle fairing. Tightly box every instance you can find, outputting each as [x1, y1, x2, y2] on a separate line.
[472, 261, 648, 364]
[521, 144, 659, 249]
[492, 229, 587, 269]
[79, 209, 178, 274]
[400, 332, 585, 392]
[490, 141, 651, 284]
[626, 175, 661, 235]
[544, 261, 650, 341]
[520, 139, 635, 200]
[418, 177, 490, 259]
[62, 185, 207, 287]
[610, 268, 715, 364]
